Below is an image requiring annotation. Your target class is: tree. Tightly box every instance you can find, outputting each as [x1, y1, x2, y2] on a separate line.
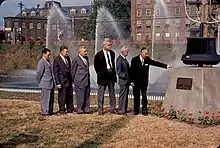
[85, 0, 131, 40]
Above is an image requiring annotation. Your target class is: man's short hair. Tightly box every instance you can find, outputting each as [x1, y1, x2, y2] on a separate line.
[42, 48, 51, 54]
[60, 46, 68, 52]
[141, 47, 148, 52]
[121, 45, 128, 52]
[78, 46, 86, 52]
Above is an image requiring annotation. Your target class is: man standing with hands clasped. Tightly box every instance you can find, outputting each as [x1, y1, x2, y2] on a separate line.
[130, 47, 172, 116]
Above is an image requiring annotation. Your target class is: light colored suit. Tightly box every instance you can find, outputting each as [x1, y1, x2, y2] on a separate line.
[36, 58, 54, 115]
[71, 55, 90, 113]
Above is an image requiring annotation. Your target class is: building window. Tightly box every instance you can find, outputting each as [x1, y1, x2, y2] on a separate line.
[168, 8, 172, 16]
[40, 10, 44, 17]
[70, 9, 76, 16]
[22, 22, 25, 28]
[137, 0, 142, 4]
[156, 7, 160, 16]
[22, 11, 27, 17]
[175, 19, 180, 27]
[156, 33, 160, 40]
[166, 0, 171, 2]
[81, 8, 86, 14]
[37, 23, 41, 29]
[52, 24, 56, 30]
[137, 33, 141, 41]
[165, 33, 170, 38]
[146, 33, 151, 39]
[175, 0, 180, 2]
[185, 19, 190, 26]
[137, 9, 142, 17]
[137, 20, 142, 28]
[175, 32, 180, 38]
[44, 24, 47, 30]
[146, 20, 151, 27]
[30, 11, 36, 17]
[146, 9, 151, 16]
[175, 7, 180, 16]
[186, 7, 191, 15]
[14, 22, 18, 28]
[6, 22, 10, 28]
[165, 19, 170, 26]
[156, 20, 160, 27]
[29, 23, 33, 29]
[185, 32, 190, 37]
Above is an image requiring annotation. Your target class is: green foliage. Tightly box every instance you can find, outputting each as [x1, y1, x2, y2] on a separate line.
[85, 0, 131, 40]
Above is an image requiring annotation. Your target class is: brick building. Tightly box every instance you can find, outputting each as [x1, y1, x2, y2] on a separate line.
[4, 1, 92, 43]
[131, 0, 199, 44]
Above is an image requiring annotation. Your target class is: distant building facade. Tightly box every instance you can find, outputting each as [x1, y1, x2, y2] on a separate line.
[131, 0, 199, 44]
[4, 1, 92, 43]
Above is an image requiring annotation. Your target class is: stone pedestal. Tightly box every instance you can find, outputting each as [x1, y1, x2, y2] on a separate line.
[163, 67, 220, 116]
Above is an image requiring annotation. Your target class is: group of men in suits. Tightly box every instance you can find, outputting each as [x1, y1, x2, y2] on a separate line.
[36, 38, 172, 116]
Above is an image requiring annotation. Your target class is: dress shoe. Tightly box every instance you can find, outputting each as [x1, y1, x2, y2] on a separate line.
[110, 110, 117, 114]
[133, 112, 139, 115]
[84, 111, 93, 114]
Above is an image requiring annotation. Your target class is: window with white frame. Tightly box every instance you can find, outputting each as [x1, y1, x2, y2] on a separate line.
[29, 23, 33, 29]
[70, 9, 76, 15]
[137, 0, 142, 4]
[44, 24, 47, 30]
[137, 20, 142, 28]
[185, 32, 190, 37]
[37, 23, 41, 29]
[165, 19, 170, 25]
[137, 9, 142, 17]
[81, 8, 86, 14]
[137, 33, 142, 41]
[186, 7, 191, 15]
[185, 19, 190, 26]
[175, 32, 180, 37]
[146, 9, 151, 16]
[22, 11, 27, 17]
[175, 19, 180, 27]
[175, 7, 180, 16]
[22, 22, 25, 28]
[156, 7, 160, 16]
[30, 11, 36, 17]
[166, 0, 171, 2]
[52, 24, 56, 30]
[156, 20, 160, 27]
[165, 33, 170, 38]
[146, 20, 151, 27]
[146, 33, 151, 39]
[156, 33, 160, 40]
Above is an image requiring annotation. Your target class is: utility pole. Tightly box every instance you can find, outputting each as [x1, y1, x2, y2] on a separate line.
[18, 1, 24, 44]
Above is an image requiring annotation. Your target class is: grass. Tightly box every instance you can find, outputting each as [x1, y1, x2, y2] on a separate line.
[1, 91, 220, 148]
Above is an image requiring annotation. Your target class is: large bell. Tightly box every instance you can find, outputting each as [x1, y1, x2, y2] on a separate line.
[181, 37, 220, 66]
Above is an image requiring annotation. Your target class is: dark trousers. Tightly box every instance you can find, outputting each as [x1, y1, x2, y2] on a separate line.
[58, 85, 74, 112]
[133, 86, 148, 114]
[98, 81, 116, 113]
[118, 84, 129, 114]
[75, 85, 90, 113]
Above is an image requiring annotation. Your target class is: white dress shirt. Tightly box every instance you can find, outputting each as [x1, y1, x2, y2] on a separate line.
[79, 54, 87, 65]
[103, 49, 113, 69]
[140, 55, 144, 65]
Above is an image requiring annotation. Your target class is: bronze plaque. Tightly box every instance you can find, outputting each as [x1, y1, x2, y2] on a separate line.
[176, 77, 193, 90]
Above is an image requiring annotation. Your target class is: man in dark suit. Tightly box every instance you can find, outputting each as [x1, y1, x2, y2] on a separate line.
[53, 46, 74, 114]
[71, 46, 91, 114]
[116, 46, 130, 115]
[130, 47, 172, 116]
[94, 38, 117, 115]
[36, 48, 54, 116]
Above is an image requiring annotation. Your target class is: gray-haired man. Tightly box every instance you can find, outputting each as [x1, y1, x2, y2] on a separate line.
[36, 48, 54, 116]
[116, 46, 130, 115]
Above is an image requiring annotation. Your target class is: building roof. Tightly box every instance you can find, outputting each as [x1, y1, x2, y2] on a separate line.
[15, 1, 92, 18]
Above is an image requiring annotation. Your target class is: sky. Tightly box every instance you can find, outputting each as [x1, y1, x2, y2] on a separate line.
[0, 0, 92, 26]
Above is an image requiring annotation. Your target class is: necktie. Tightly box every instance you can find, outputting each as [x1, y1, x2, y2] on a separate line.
[65, 58, 69, 67]
[106, 52, 112, 68]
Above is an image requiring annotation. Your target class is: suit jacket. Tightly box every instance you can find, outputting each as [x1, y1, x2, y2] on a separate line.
[116, 55, 130, 85]
[94, 49, 117, 85]
[36, 58, 54, 89]
[53, 55, 72, 87]
[130, 55, 167, 87]
[71, 55, 90, 88]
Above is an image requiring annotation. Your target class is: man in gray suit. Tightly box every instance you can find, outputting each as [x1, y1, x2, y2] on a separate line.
[36, 48, 54, 116]
[116, 46, 130, 115]
[71, 46, 91, 114]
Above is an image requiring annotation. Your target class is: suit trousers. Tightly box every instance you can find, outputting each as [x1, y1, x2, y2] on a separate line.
[118, 84, 129, 114]
[133, 86, 148, 114]
[40, 88, 54, 114]
[75, 85, 90, 113]
[58, 85, 74, 112]
[98, 80, 116, 113]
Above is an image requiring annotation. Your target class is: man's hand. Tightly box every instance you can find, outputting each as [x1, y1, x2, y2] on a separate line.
[56, 84, 62, 89]
[167, 65, 173, 69]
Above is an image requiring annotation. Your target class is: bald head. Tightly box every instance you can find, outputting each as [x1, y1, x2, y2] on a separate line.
[79, 46, 87, 57]
[103, 38, 112, 51]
